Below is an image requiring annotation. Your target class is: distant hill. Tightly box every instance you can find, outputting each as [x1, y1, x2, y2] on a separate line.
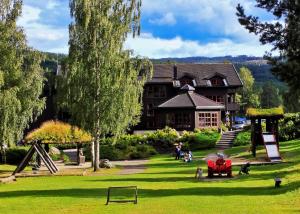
[151, 55, 268, 64]
[151, 55, 284, 87]
[40, 53, 285, 88]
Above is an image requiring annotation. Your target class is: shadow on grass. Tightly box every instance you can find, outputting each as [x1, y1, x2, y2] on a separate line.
[1, 180, 300, 199]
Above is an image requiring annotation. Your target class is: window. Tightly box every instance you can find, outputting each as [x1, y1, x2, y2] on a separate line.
[175, 113, 191, 125]
[206, 96, 224, 104]
[146, 85, 166, 98]
[147, 120, 155, 128]
[199, 112, 218, 127]
[146, 104, 154, 117]
[180, 77, 193, 86]
[210, 77, 224, 86]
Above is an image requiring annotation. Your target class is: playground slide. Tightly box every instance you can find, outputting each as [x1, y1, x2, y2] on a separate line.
[262, 133, 282, 163]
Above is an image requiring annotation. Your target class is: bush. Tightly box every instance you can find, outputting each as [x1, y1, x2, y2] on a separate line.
[50, 153, 61, 161]
[181, 129, 221, 150]
[100, 145, 120, 160]
[147, 127, 179, 153]
[4, 147, 28, 165]
[233, 131, 251, 146]
[279, 113, 300, 141]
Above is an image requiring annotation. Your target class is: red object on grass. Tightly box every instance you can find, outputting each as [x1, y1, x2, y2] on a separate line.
[207, 158, 232, 177]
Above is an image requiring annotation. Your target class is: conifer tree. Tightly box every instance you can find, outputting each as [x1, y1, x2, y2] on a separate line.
[0, 0, 45, 148]
[236, 0, 300, 112]
[66, 0, 152, 171]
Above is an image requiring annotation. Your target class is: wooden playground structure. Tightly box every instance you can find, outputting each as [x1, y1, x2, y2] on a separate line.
[247, 107, 284, 162]
[13, 121, 92, 175]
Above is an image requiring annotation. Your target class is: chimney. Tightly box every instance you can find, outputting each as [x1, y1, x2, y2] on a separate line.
[173, 64, 177, 80]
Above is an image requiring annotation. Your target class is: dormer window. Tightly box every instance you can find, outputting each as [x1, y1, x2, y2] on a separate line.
[204, 72, 228, 87]
[210, 76, 224, 86]
[180, 77, 193, 86]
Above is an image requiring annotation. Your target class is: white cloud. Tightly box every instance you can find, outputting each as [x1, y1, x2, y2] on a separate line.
[17, 4, 68, 53]
[18, 5, 41, 26]
[46, 0, 60, 10]
[125, 33, 274, 58]
[149, 12, 176, 26]
[142, 0, 272, 42]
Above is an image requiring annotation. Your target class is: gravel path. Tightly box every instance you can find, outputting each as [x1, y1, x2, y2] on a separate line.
[111, 160, 149, 175]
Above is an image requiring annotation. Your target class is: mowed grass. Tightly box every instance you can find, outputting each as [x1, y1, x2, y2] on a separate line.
[0, 140, 300, 214]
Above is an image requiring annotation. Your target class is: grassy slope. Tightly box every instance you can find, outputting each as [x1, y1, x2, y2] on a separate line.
[0, 140, 299, 214]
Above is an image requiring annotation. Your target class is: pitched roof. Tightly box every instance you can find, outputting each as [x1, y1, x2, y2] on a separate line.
[180, 84, 195, 91]
[158, 91, 225, 110]
[150, 63, 243, 87]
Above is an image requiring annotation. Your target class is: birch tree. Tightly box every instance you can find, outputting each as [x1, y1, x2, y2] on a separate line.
[0, 0, 45, 148]
[66, 0, 152, 171]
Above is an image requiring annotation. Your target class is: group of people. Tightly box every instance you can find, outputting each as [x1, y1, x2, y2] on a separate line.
[175, 143, 193, 162]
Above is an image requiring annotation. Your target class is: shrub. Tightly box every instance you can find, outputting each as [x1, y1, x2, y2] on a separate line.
[117, 134, 147, 146]
[279, 113, 300, 141]
[25, 120, 92, 144]
[4, 147, 28, 165]
[100, 145, 120, 160]
[50, 153, 61, 161]
[181, 130, 221, 150]
[147, 127, 179, 153]
[233, 131, 251, 146]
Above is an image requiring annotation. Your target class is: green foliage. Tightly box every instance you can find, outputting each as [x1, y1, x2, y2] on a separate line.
[238, 67, 260, 109]
[147, 127, 179, 152]
[233, 131, 251, 146]
[246, 107, 284, 117]
[4, 147, 28, 165]
[1, 139, 300, 214]
[0, 1, 45, 148]
[181, 129, 221, 150]
[260, 81, 283, 108]
[221, 122, 229, 132]
[49, 153, 61, 161]
[64, 0, 153, 170]
[279, 113, 300, 141]
[25, 121, 92, 144]
[236, 1, 300, 108]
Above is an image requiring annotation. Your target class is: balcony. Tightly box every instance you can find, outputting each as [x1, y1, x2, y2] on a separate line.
[226, 103, 240, 111]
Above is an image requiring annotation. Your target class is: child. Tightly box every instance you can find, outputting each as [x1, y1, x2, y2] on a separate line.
[195, 166, 203, 180]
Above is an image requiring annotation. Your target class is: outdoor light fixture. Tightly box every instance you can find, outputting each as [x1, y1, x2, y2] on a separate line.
[274, 177, 282, 188]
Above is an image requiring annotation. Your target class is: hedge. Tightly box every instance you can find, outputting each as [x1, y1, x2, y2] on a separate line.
[279, 113, 300, 141]
[233, 131, 251, 146]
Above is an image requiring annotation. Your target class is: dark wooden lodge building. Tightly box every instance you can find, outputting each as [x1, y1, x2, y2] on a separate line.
[135, 64, 243, 131]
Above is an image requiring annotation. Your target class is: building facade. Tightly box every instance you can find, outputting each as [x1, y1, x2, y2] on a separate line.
[135, 63, 243, 131]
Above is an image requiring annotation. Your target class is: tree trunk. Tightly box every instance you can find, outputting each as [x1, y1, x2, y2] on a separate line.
[94, 137, 100, 171]
[90, 141, 94, 168]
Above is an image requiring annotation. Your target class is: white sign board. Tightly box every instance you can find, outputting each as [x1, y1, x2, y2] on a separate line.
[265, 144, 280, 158]
[263, 134, 276, 143]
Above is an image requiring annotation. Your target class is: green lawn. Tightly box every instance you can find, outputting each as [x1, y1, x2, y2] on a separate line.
[0, 140, 300, 214]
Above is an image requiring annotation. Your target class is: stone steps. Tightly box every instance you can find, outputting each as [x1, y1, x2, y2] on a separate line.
[216, 131, 240, 149]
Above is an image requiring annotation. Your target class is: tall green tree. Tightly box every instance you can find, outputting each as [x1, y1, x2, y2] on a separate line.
[0, 0, 45, 148]
[66, 0, 152, 171]
[260, 81, 282, 108]
[238, 67, 260, 109]
[236, 0, 300, 112]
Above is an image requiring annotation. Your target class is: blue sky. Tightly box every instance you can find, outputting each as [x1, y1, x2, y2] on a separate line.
[17, 0, 277, 58]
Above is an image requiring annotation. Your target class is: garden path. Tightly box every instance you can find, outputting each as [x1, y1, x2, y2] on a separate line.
[111, 159, 149, 175]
